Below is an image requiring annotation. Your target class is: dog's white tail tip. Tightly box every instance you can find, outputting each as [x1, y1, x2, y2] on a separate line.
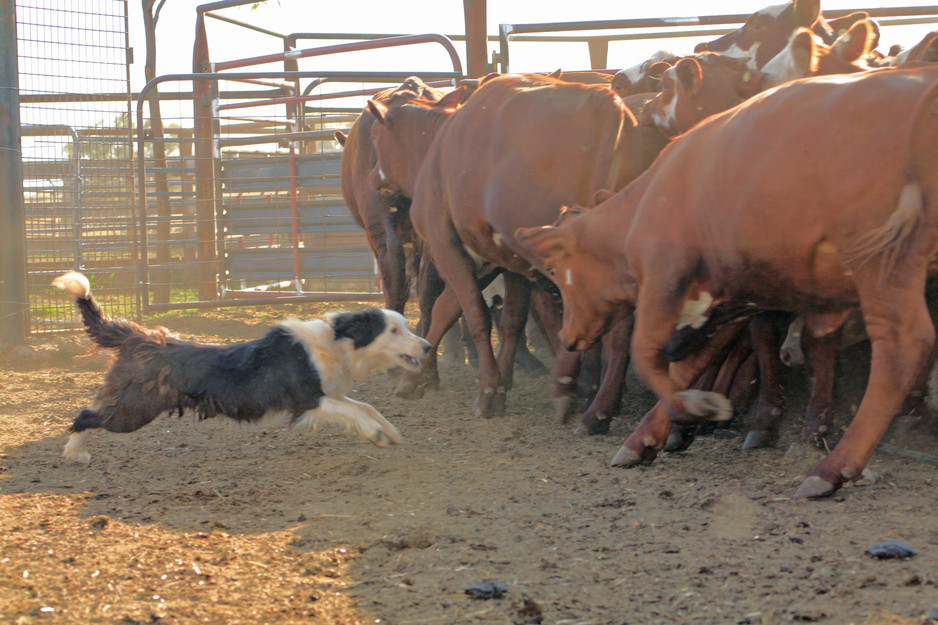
[52, 271, 91, 299]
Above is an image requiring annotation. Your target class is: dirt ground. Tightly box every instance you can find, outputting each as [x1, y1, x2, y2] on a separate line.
[1, 302, 937, 625]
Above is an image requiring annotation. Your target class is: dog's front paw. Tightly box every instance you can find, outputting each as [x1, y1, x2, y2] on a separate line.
[368, 423, 402, 448]
[62, 433, 91, 464]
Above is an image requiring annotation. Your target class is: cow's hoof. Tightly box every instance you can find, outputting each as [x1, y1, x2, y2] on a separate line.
[664, 426, 696, 452]
[792, 475, 837, 500]
[553, 395, 577, 424]
[579, 412, 611, 436]
[742, 429, 777, 449]
[474, 389, 507, 418]
[395, 382, 426, 400]
[610, 446, 643, 467]
[676, 390, 733, 422]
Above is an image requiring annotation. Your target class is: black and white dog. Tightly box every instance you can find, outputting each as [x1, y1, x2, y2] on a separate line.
[52, 272, 431, 463]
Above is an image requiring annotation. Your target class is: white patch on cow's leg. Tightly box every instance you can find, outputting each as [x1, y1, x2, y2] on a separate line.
[676, 390, 733, 421]
[63, 431, 91, 464]
[675, 291, 714, 330]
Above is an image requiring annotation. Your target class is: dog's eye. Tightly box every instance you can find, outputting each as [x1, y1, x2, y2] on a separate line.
[391, 326, 400, 334]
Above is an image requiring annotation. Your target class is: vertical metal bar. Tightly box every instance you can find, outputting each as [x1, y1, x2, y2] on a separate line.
[193, 13, 218, 302]
[121, 0, 140, 321]
[0, 0, 28, 344]
[498, 24, 512, 73]
[463, 0, 488, 77]
[289, 144, 302, 293]
[588, 38, 609, 70]
[70, 129, 82, 271]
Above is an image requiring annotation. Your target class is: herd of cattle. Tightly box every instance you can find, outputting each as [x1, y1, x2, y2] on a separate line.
[334, 0, 938, 500]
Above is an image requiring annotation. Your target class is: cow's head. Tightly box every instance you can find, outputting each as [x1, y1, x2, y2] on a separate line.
[611, 51, 679, 97]
[761, 21, 875, 87]
[367, 85, 465, 198]
[695, 0, 822, 69]
[516, 208, 634, 351]
[640, 54, 765, 136]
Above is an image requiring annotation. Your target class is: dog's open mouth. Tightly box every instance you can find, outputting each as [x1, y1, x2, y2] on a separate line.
[400, 354, 423, 369]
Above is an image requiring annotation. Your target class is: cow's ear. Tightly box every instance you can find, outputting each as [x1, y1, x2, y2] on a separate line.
[826, 11, 868, 37]
[794, 0, 821, 27]
[788, 29, 819, 75]
[436, 89, 464, 110]
[644, 61, 671, 91]
[547, 68, 563, 79]
[674, 58, 703, 96]
[334, 130, 347, 146]
[515, 225, 571, 259]
[833, 19, 876, 62]
[366, 100, 389, 124]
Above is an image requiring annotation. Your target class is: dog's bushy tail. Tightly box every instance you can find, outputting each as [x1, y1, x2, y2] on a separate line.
[52, 271, 141, 349]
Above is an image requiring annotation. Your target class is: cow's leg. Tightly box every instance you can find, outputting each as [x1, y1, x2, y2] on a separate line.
[666, 322, 750, 451]
[361, 199, 409, 315]
[493, 273, 532, 396]
[727, 352, 759, 422]
[741, 312, 788, 449]
[427, 243, 507, 417]
[396, 285, 461, 399]
[579, 315, 633, 435]
[613, 318, 748, 466]
[799, 322, 843, 447]
[796, 278, 935, 499]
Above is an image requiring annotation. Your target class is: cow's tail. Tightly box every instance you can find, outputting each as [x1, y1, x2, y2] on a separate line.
[52, 271, 141, 349]
[845, 77, 938, 280]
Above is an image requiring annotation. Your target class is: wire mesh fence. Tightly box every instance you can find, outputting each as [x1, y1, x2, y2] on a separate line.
[16, 0, 135, 333]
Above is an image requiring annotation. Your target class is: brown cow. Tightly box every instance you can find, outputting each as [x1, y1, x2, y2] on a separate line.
[369, 73, 667, 416]
[518, 66, 938, 498]
[644, 23, 875, 138]
[610, 51, 680, 98]
[694, 0, 870, 83]
[639, 24, 875, 450]
[335, 77, 445, 314]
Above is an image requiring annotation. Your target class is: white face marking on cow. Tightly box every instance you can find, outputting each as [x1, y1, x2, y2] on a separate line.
[376, 164, 388, 183]
[760, 37, 808, 87]
[676, 291, 715, 330]
[493, 232, 505, 247]
[651, 80, 679, 131]
[565, 268, 573, 286]
[722, 42, 763, 68]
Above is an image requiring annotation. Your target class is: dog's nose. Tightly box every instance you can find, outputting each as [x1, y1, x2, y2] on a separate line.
[421, 340, 432, 354]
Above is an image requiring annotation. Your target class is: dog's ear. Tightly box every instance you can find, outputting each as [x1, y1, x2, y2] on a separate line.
[329, 309, 387, 348]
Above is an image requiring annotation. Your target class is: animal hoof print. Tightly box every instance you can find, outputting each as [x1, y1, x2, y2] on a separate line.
[676, 390, 733, 422]
[792, 475, 837, 500]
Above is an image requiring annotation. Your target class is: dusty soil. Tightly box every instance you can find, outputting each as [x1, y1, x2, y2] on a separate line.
[1, 302, 937, 625]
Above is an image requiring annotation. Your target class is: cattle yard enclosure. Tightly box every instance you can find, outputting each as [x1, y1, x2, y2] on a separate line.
[2, 1, 938, 343]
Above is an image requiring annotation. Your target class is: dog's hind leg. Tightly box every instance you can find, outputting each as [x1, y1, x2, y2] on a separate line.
[295, 397, 402, 448]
